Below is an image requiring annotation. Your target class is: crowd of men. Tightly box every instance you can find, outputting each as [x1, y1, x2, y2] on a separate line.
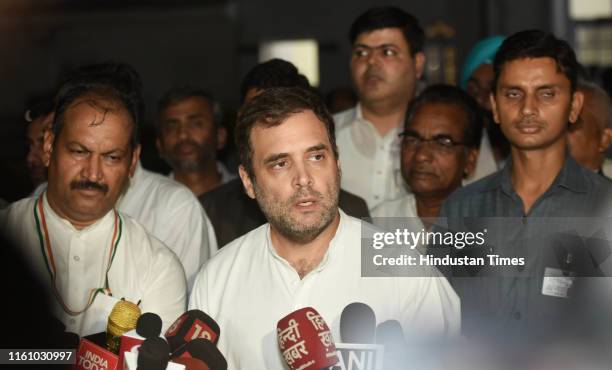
[2, 5, 612, 369]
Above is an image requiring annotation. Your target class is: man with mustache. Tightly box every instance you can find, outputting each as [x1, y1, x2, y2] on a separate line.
[156, 86, 235, 197]
[0, 64, 186, 336]
[189, 87, 460, 370]
[372, 85, 481, 232]
[334, 6, 426, 210]
[436, 30, 612, 341]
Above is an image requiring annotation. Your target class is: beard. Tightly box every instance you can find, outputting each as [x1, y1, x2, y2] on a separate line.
[161, 140, 214, 172]
[253, 172, 340, 244]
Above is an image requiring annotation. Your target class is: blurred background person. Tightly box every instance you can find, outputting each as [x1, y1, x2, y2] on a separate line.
[567, 79, 612, 178]
[460, 36, 510, 181]
[156, 86, 235, 197]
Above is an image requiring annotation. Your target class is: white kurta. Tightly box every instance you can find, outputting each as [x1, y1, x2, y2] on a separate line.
[334, 105, 408, 211]
[32, 162, 217, 292]
[0, 194, 186, 336]
[189, 210, 460, 370]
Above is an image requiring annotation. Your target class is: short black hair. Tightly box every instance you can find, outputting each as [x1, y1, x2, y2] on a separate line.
[235, 87, 337, 180]
[493, 30, 579, 93]
[349, 6, 424, 55]
[240, 59, 310, 103]
[404, 84, 483, 149]
[53, 62, 143, 148]
[25, 94, 54, 123]
[157, 85, 222, 127]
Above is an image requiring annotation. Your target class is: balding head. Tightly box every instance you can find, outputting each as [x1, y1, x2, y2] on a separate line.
[567, 81, 612, 171]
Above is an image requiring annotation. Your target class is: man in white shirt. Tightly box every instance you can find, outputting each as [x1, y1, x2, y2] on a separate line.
[372, 85, 481, 229]
[334, 7, 426, 210]
[156, 86, 235, 196]
[1, 63, 186, 336]
[189, 87, 460, 370]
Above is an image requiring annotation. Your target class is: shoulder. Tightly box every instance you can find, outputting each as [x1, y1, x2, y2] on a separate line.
[371, 194, 417, 218]
[200, 223, 268, 272]
[119, 213, 181, 263]
[0, 197, 36, 228]
[333, 107, 357, 131]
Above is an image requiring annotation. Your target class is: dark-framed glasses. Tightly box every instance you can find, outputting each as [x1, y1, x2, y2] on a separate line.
[398, 131, 466, 153]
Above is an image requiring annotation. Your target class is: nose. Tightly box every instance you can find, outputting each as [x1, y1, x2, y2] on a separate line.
[413, 140, 435, 162]
[521, 93, 538, 118]
[177, 122, 190, 140]
[82, 155, 103, 183]
[26, 146, 40, 168]
[293, 160, 313, 188]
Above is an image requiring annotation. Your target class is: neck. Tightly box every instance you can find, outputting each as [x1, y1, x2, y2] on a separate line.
[270, 211, 341, 279]
[360, 100, 407, 136]
[173, 161, 222, 197]
[45, 192, 98, 230]
[510, 143, 566, 213]
[415, 195, 445, 229]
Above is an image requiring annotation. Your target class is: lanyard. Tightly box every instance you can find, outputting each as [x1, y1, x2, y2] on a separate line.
[33, 195, 122, 316]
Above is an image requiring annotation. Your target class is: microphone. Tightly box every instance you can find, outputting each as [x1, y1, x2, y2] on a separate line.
[138, 312, 163, 339]
[75, 333, 120, 370]
[376, 320, 406, 370]
[276, 307, 338, 370]
[164, 310, 220, 353]
[137, 337, 170, 370]
[339, 302, 376, 343]
[119, 313, 163, 369]
[331, 302, 384, 370]
[171, 338, 227, 370]
[107, 299, 142, 354]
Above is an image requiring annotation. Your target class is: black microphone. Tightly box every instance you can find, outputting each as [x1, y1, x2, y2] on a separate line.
[137, 312, 163, 339]
[165, 310, 220, 353]
[339, 302, 376, 343]
[376, 320, 406, 369]
[171, 338, 227, 370]
[137, 337, 169, 370]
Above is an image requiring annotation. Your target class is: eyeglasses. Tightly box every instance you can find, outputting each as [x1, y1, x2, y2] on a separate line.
[398, 131, 466, 154]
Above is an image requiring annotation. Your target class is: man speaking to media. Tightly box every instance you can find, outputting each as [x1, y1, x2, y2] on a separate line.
[189, 87, 459, 369]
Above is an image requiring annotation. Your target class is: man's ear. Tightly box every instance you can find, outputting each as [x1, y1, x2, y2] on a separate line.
[414, 52, 426, 80]
[129, 144, 142, 177]
[238, 165, 256, 199]
[42, 130, 55, 167]
[490, 93, 501, 125]
[463, 148, 479, 179]
[599, 128, 612, 153]
[217, 126, 228, 151]
[569, 90, 585, 124]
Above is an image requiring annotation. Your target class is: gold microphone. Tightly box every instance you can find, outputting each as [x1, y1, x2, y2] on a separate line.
[106, 299, 141, 353]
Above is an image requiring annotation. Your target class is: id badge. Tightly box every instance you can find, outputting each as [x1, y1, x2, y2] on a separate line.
[541, 267, 575, 298]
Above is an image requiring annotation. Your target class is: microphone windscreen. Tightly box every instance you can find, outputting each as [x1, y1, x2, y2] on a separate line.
[137, 312, 163, 339]
[276, 307, 338, 370]
[172, 338, 227, 370]
[339, 302, 376, 343]
[165, 310, 220, 352]
[106, 299, 141, 353]
[137, 337, 170, 370]
[171, 357, 211, 370]
[375, 320, 404, 345]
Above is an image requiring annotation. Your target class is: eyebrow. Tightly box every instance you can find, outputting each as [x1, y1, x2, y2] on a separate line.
[262, 144, 329, 164]
[353, 43, 398, 49]
[67, 141, 125, 155]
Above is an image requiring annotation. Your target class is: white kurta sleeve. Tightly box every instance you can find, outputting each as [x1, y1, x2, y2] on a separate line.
[140, 239, 187, 331]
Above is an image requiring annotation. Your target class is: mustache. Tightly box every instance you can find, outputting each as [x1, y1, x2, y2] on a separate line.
[288, 188, 324, 203]
[70, 180, 108, 193]
[172, 140, 202, 152]
[363, 68, 384, 81]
